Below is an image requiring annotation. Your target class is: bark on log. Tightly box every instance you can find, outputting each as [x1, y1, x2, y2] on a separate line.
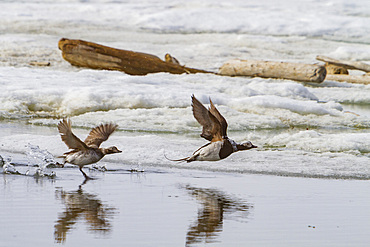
[218, 59, 326, 83]
[316, 55, 370, 73]
[325, 74, 370, 85]
[324, 63, 348, 75]
[58, 38, 213, 75]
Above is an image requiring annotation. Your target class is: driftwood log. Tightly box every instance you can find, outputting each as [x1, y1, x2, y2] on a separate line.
[29, 61, 51, 67]
[316, 55, 370, 84]
[218, 59, 326, 83]
[324, 64, 348, 75]
[325, 74, 370, 85]
[58, 38, 369, 85]
[58, 38, 213, 75]
[316, 55, 370, 73]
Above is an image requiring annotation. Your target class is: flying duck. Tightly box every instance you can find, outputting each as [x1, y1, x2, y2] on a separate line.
[168, 95, 257, 162]
[57, 119, 121, 179]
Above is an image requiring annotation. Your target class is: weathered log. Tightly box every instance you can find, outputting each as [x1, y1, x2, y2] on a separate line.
[58, 38, 213, 75]
[325, 74, 370, 85]
[316, 55, 370, 73]
[29, 61, 51, 66]
[324, 63, 348, 75]
[218, 59, 326, 83]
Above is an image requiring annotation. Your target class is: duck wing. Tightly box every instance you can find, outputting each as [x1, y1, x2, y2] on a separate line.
[192, 95, 223, 142]
[209, 98, 228, 137]
[58, 119, 88, 151]
[84, 123, 118, 148]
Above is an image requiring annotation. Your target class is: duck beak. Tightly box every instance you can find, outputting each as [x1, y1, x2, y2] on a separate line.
[117, 149, 122, 153]
[252, 144, 258, 149]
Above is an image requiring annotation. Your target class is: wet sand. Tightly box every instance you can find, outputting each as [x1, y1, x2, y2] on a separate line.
[1, 161, 370, 247]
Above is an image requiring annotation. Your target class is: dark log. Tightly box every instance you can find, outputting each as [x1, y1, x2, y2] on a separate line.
[58, 38, 213, 75]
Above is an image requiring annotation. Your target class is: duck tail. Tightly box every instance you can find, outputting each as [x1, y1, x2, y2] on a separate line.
[163, 152, 190, 162]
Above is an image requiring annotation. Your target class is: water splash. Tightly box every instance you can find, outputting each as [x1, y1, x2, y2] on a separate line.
[1, 156, 21, 175]
[26, 143, 57, 178]
[27, 143, 56, 168]
[129, 164, 145, 173]
[90, 164, 107, 172]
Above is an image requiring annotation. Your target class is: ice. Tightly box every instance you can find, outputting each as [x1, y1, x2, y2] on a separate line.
[328, 46, 370, 61]
[267, 130, 370, 154]
[1, 67, 369, 130]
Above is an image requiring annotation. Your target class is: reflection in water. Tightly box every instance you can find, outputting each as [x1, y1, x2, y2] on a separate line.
[183, 185, 252, 246]
[54, 187, 116, 244]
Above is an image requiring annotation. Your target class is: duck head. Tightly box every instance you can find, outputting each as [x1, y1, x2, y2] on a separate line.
[236, 141, 257, 151]
[102, 146, 122, 155]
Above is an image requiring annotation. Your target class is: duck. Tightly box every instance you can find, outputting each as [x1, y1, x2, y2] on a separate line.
[168, 95, 257, 162]
[57, 119, 121, 179]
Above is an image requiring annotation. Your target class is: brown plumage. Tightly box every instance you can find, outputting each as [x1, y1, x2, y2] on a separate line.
[84, 123, 118, 148]
[192, 96, 227, 142]
[167, 95, 257, 162]
[58, 119, 121, 180]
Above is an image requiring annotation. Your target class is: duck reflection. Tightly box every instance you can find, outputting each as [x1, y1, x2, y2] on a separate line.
[183, 185, 252, 246]
[54, 187, 116, 243]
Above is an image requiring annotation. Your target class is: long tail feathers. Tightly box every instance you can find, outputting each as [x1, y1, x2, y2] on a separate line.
[163, 152, 190, 162]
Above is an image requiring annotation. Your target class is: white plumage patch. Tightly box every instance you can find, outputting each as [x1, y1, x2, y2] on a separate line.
[64, 150, 103, 167]
[192, 141, 223, 161]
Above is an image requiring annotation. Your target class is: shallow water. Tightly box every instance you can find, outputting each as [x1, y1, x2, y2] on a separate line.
[1, 162, 370, 247]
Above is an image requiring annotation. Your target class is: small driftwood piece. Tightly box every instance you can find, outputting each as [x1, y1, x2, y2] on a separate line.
[218, 59, 326, 83]
[58, 38, 212, 75]
[325, 64, 348, 75]
[29, 61, 51, 67]
[316, 55, 370, 73]
[316, 56, 370, 84]
[325, 74, 370, 85]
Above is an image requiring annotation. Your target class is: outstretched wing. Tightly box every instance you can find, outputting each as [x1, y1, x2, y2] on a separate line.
[58, 119, 88, 150]
[191, 95, 222, 142]
[84, 123, 118, 148]
[209, 98, 228, 137]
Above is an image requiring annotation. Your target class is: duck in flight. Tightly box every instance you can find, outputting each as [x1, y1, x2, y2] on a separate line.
[57, 119, 121, 180]
[168, 95, 257, 162]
